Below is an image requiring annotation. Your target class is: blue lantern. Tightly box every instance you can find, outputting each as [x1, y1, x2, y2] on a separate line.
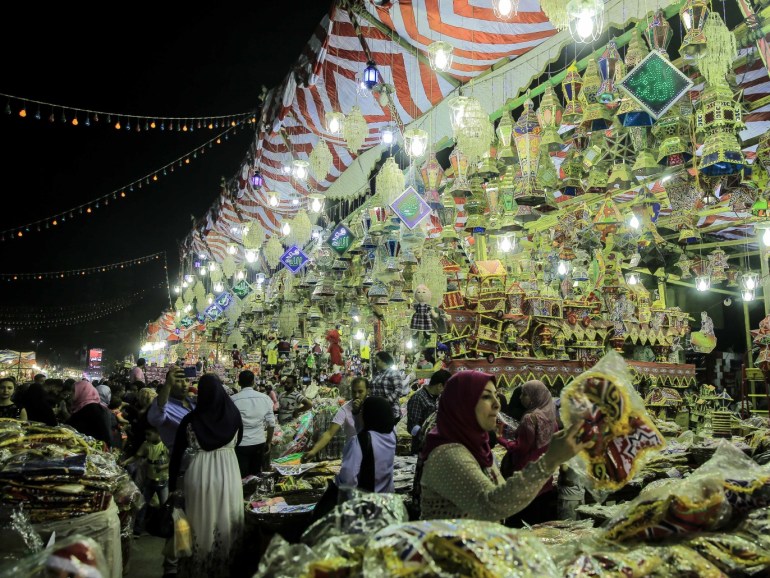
[250, 170, 264, 188]
[363, 61, 379, 90]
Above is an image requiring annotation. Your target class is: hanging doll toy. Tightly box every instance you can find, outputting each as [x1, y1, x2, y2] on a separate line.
[411, 284, 450, 344]
[264, 332, 279, 368]
[326, 328, 344, 367]
[231, 344, 244, 369]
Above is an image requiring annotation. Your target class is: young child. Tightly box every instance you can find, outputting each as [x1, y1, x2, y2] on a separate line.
[121, 424, 169, 535]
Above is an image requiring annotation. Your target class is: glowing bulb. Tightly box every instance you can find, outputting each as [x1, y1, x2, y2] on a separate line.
[353, 314, 360, 322]
[227, 244, 237, 255]
[745, 277, 757, 291]
[173, 285, 180, 294]
[199, 267, 207, 276]
[434, 49, 449, 71]
[627, 273, 639, 285]
[743, 290, 755, 302]
[245, 250, 256, 263]
[292, 162, 308, 180]
[282, 222, 291, 236]
[409, 138, 427, 157]
[355, 329, 365, 340]
[696, 276, 710, 292]
[181, 281, 189, 288]
[557, 260, 569, 276]
[184, 275, 194, 283]
[496, 0, 514, 17]
[381, 126, 395, 145]
[406, 339, 414, 350]
[214, 282, 223, 292]
[310, 197, 322, 213]
[236, 270, 245, 280]
[329, 116, 340, 134]
[763, 228, 770, 247]
[208, 296, 214, 305]
[629, 215, 640, 229]
[500, 236, 513, 253]
[269, 193, 279, 207]
[576, 14, 594, 40]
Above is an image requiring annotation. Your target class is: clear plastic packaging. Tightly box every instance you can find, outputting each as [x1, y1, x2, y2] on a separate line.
[0, 534, 108, 578]
[0, 505, 44, 564]
[560, 351, 665, 494]
[362, 519, 560, 577]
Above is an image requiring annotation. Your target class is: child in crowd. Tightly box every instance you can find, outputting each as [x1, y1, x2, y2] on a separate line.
[121, 424, 169, 536]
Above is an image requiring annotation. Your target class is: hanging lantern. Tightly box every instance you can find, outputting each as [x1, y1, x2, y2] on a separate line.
[496, 111, 513, 148]
[597, 39, 621, 103]
[309, 138, 333, 181]
[580, 61, 612, 132]
[447, 148, 471, 196]
[644, 9, 673, 54]
[420, 154, 445, 208]
[376, 156, 406, 205]
[325, 111, 345, 135]
[513, 99, 544, 205]
[695, 273, 711, 292]
[537, 85, 564, 152]
[427, 41, 454, 72]
[362, 61, 379, 90]
[227, 243, 238, 256]
[696, 83, 744, 177]
[741, 271, 759, 292]
[493, 0, 518, 19]
[291, 159, 310, 181]
[268, 191, 280, 207]
[566, 0, 603, 43]
[250, 169, 264, 189]
[653, 108, 692, 167]
[453, 97, 494, 162]
[592, 194, 624, 240]
[344, 106, 368, 153]
[309, 193, 325, 214]
[561, 63, 584, 124]
[380, 123, 397, 146]
[437, 192, 458, 240]
[679, 0, 709, 60]
[264, 236, 284, 269]
[559, 149, 585, 197]
[404, 128, 429, 158]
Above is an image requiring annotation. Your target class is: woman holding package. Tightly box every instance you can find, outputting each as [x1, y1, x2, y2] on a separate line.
[419, 370, 588, 521]
[499, 380, 560, 526]
[169, 374, 243, 578]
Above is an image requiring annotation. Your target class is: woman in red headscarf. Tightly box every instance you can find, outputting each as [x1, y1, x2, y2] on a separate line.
[499, 380, 560, 527]
[419, 371, 587, 521]
[65, 380, 112, 448]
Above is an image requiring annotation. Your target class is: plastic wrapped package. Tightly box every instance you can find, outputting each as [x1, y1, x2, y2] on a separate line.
[301, 490, 408, 547]
[254, 534, 317, 578]
[0, 505, 44, 564]
[362, 519, 560, 578]
[279, 413, 315, 458]
[560, 352, 665, 494]
[527, 520, 599, 567]
[736, 506, 770, 553]
[0, 534, 108, 578]
[688, 533, 770, 576]
[602, 441, 770, 543]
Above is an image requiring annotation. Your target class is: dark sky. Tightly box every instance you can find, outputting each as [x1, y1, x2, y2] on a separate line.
[0, 3, 331, 368]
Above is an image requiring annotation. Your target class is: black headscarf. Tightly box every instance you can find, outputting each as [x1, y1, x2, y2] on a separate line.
[361, 396, 395, 434]
[21, 383, 57, 426]
[169, 374, 243, 491]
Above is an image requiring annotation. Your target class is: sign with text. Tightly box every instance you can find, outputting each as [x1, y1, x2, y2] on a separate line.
[280, 245, 310, 274]
[326, 223, 355, 255]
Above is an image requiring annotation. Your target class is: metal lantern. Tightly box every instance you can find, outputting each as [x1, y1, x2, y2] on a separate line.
[496, 111, 513, 147]
[404, 128, 429, 158]
[679, 0, 709, 59]
[580, 60, 612, 132]
[325, 111, 345, 135]
[428, 41, 454, 72]
[437, 192, 458, 240]
[567, 0, 604, 43]
[421, 154, 445, 208]
[362, 61, 379, 90]
[513, 99, 542, 178]
[624, 28, 649, 70]
[250, 169, 264, 189]
[447, 148, 471, 196]
[291, 159, 310, 181]
[537, 85, 564, 152]
[562, 63, 584, 124]
[696, 83, 744, 177]
[597, 39, 621, 103]
[644, 9, 673, 54]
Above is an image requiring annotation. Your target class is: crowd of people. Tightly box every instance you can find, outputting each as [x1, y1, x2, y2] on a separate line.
[0, 348, 589, 578]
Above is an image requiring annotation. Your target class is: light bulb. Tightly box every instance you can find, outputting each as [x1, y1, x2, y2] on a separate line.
[745, 277, 756, 290]
[696, 277, 710, 291]
[214, 282, 223, 292]
[557, 261, 569, 276]
[184, 275, 194, 283]
[355, 329, 365, 340]
[208, 296, 214, 305]
[381, 127, 395, 145]
[576, 14, 594, 40]
[500, 236, 512, 253]
[227, 244, 237, 255]
[282, 222, 291, 236]
[409, 136, 427, 157]
[763, 228, 770, 247]
[269, 193, 279, 207]
[743, 290, 755, 301]
[434, 49, 449, 71]
[245, 250, 256, 263]
[328, 116, 341, 134]
[496, 0, 514, 17]
[292, 198, 299, 206]
[311, 198, 322, 213]
[406, 339, 414, 350]
[236, 270, 245, 280]
[173, 285, 180, 294]
[181, 281, 189, 288]
[293, 165, 307, 180]
[627, 273, 638, 285]
[199, 267, 207, 276]
[353, 314, 360, 322]
[629, 215, 640, 229]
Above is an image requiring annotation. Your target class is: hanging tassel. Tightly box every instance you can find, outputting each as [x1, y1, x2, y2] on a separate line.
[699, 12, 737, 86]
[309, 138, 333, 181]
[222, 254, 237, 279]
[540, 0, 568, 30]
[264, 236, 284, 268]
[376, 156, 406, 205]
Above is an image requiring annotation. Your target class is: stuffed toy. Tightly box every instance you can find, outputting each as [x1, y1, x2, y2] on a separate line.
[265, 332, 279, 367]
[411, 285, 450, 341]
[231, 344, 244, 368]
[326, 329, 343, 367]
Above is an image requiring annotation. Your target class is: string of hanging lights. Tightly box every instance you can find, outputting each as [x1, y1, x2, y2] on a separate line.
[0, 124, 246, 241]
[1, 91, 256, 132]
[0, 251, 165, 281]
[0, 283, 164, 328]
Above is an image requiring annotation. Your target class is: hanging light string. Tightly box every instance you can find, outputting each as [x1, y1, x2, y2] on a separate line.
[0, 251, 165, 281]
[1, 91, 255, 131]
[1, 122, 249, 241]
[0, 284, 164, 329]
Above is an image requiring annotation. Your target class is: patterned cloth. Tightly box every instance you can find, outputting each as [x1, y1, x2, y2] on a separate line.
[410, 303, 434, 332]
[277, 390, 310, 424]
[371, 368, 406, 422]
[406, 388, 439, 454]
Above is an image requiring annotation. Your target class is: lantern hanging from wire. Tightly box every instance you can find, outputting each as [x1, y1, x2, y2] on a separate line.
[362, 61, 379, 90]
[309, 138, 333, 181]
[644, 9, 673, 54]
[597, 39, 621, 103]
[376, 156, 406, 205]
[580, 60, 612, 132]
[291, 160, 310, 181]
[421, 154, 445, 208]
[537, 85, 564, 152]
[566, 0, 604, 43]
[454, 97, 494, 162]
[427, 41, 454, 72]
[679, 0, 709, 60]
[561, 63, 584, 124]
[344, 106, 368, 153]
[250, 168, 264, 189]
[404, 128, 429, 158]
[325, 111, 345, 135]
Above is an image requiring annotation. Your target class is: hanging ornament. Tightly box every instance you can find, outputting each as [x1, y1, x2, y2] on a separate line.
[561, 63, 584, 124]
[566, 0, 603, 43]
[193, 280, 206, 305]
[292, 211, 313, 246]
[226, 328, 244, 349]
[452, 97, 494, 163]
[183, 286, 194, 305]
[699, 13, 738, 86]
[243, 220, 264, 250]
[537, 85, 564, 152]
[427, 41, 454, 72]
[376, 156, 406, 205]
[174, 296, 184, 312]
[540, 0, 568, 30]
[644, 9, 673, 54]
[309, 138, 333, 181]
[264, 236, 284, 268]
[222, 254, 237, 279]
[209, 262, 222, 284]
[679, 0, 709, 60]
[343, 106, 368, 153]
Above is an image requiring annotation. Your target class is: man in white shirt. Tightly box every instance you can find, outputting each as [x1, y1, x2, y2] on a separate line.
[231, 370, 276, 477]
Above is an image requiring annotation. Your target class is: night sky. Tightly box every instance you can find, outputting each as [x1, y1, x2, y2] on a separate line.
[0, 3, 331, 368]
